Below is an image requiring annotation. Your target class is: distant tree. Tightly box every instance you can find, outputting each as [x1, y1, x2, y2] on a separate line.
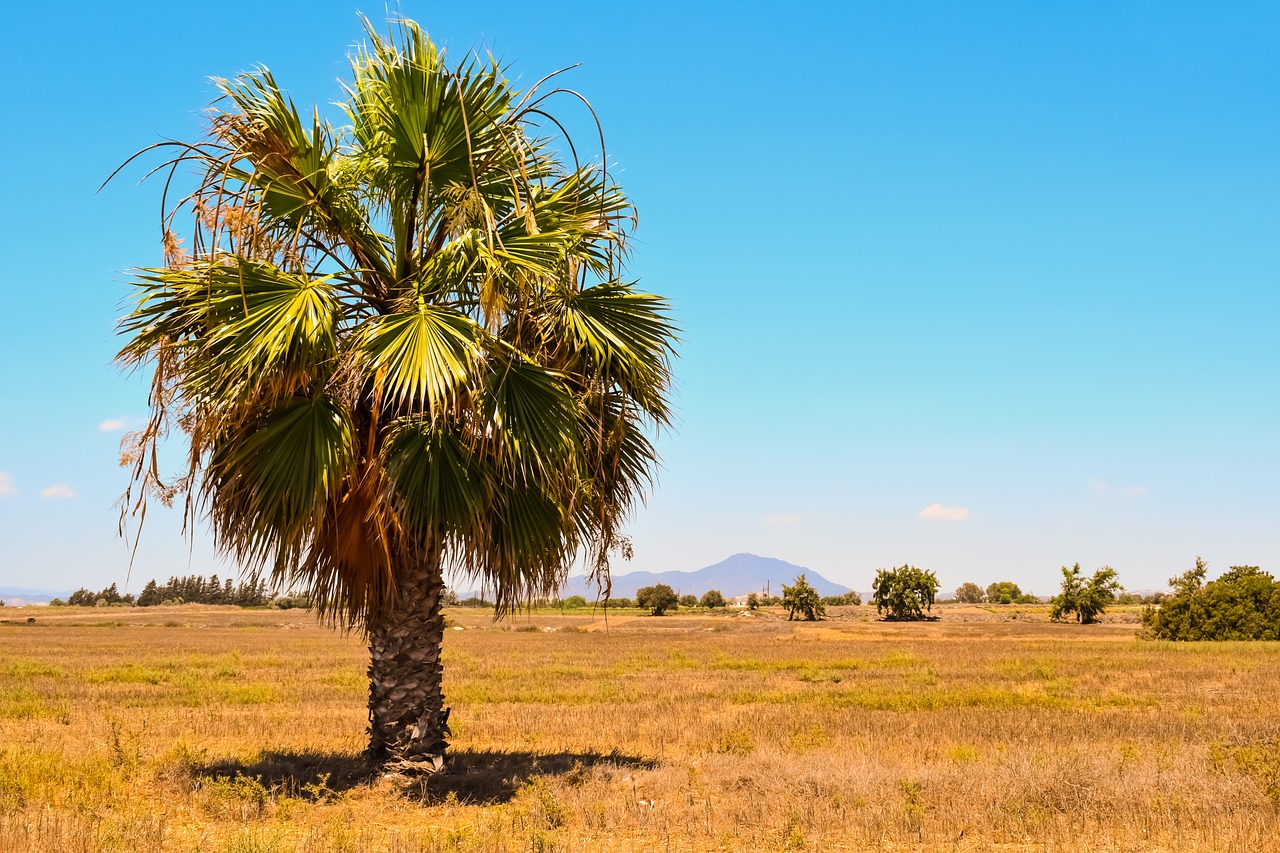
[872, 565, 939, 620]
[1144, 560, 1280, 641]
[1170, 557, 1208, 597]
[679, 594, 698, 608]
[1050, 564, 1122, 624]
[637, 584, 679, 616]
[606, 597, 633, 609]
[137, 580, 162, 607]
[821, 591, 862, 607]
[985, 581, 1037, 605]
[442, 588, 460, 606]
[700, 590, 726, 609]
[0, 599, 5, 607]
[457, 596, 493, 608]
[562, 595, 589, 609]
[67, 588, 96, 607]
[954, 582, 985, 604]
[782, 575, 824, 621]
[746, 593, 759, 611]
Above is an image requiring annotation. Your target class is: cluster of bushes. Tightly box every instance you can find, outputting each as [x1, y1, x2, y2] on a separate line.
[630, 585, 737, 615]
[953, 581, 1040, 605]
[1143, 559, 1280, 640]
[52, 575, 275, 608]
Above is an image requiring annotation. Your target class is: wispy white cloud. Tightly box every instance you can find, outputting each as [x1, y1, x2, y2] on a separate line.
[918, 503, 969, 521]
[0, 472, 14, 496]
[98, 418, 127, 432]
[764, 514, 800, 526]
[41, 484, 76, 499]
[1090, 480, 1147, 498]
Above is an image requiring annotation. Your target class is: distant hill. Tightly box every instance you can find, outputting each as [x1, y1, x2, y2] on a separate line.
[559, 553, 851, 600]
[0, 587, 71, 606]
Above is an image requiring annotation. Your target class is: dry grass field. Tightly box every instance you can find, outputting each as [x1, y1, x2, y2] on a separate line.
[1, 602, 1278, 852]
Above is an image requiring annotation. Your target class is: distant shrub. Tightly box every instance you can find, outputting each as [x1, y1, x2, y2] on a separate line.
[954, 583, 985, 604]
[273, 595, 311, 610]
[821, 591, 862, 607]
[782, 575, 824, 621]
[699, 590, 726, 609]
[636, 585, 678, 616]
[457, 596, 493, 608]
[746, 593, 759, 610]
[872, 565, 939, 620]
[1143, 558, 1280, 640]
[679, 594, 698, 608]
[605, 597, 633, 609]
[561, 595, 588, 609]
[985, 581, 1038, 605]
[1050, 564, 1122, 624]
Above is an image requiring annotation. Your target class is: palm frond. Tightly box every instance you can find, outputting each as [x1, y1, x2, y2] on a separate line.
[542, 281, 676, 420]
[204, 394, 354, 569]
[355, 303, 485, 415]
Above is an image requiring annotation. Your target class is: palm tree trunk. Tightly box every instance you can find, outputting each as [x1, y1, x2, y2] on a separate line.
[366, 538, 450, 771]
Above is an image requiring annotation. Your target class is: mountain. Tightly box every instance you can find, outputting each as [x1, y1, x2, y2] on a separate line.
[559, 553, 851, 600]
[0, 587, 72, 606]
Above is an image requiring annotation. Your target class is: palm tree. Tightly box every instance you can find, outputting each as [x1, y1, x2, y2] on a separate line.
[112, 17, 675, 771]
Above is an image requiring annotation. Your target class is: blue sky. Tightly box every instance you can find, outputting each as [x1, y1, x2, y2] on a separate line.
[1, 1, 1276, 595]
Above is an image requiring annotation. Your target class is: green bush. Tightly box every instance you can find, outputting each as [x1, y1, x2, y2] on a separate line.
[636, 585, 678, 616]
[679, 594, 698, 608]
[699, 590, 726, 609]
[821, 591, 862, 607]
[561, 595, 589, 609]
[872, 565, 939, 620]
[746, 593, 759, 610]
[985, 581, 1038, 605]
[1143, 559, 1280, 640]
[954, 582, 985, 604]
[605, 597, 633, 609]
[1050, 564, 1121, 624]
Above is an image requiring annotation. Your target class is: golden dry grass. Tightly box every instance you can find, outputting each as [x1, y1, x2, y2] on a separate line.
[1, 602, 1278, 852]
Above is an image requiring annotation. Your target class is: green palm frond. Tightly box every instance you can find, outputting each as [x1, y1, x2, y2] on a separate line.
[121, 258, 338, 408]
[205, 394, 354, 569]
[543, 281, 676, 420]
[478, 357, 579, 477]
[383, 419, 486, 532]
[355, 303, 485, 415]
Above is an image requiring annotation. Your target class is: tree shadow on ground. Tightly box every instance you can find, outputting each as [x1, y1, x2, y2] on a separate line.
[411, 748, 660, 805]
[194, 749, 374, 799]
[192, 748, 658, 805]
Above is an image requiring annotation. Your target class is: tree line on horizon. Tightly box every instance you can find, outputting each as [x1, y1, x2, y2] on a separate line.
[51, 575, 278, 608]
[46, 558, 1274, 642]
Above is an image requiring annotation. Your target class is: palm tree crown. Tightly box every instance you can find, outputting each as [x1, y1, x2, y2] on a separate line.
[116, 18, 675, 626]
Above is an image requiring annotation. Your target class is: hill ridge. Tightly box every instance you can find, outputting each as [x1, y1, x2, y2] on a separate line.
[559, 553, 850, 600]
